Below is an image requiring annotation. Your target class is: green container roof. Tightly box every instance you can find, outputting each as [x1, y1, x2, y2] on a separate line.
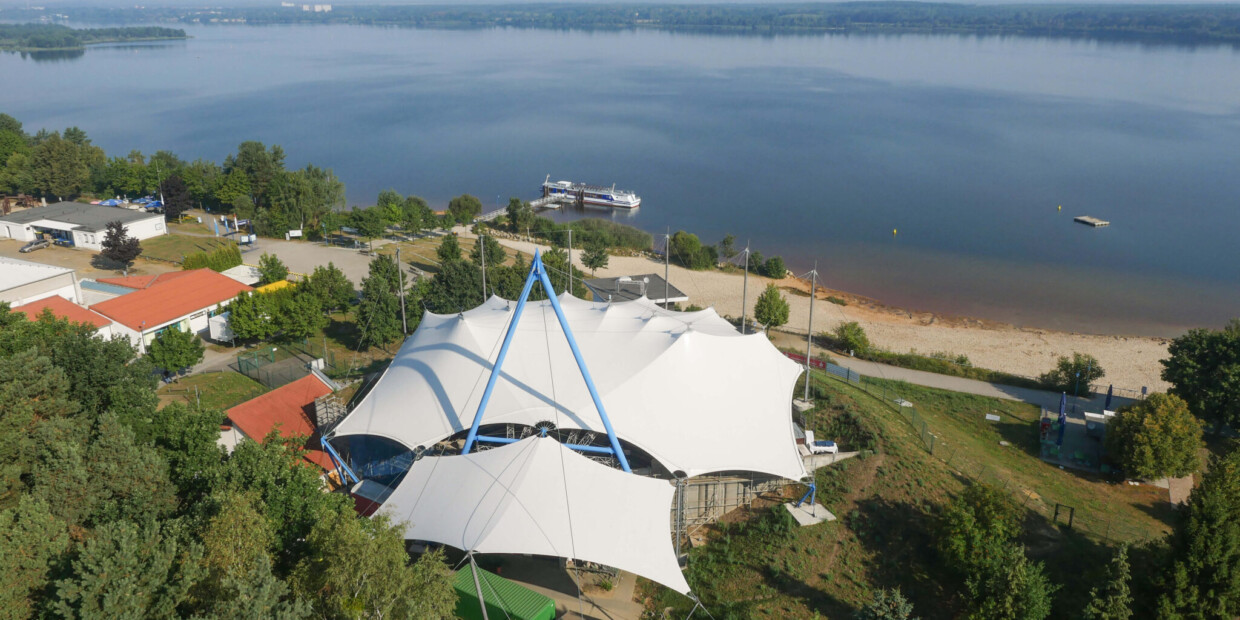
[453, 567, 556, 620]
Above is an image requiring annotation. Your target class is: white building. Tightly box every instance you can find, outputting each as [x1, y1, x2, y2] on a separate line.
[0, 202, 166, 251]
[0, 256, 80, 306]
[89, 268, 252, 353]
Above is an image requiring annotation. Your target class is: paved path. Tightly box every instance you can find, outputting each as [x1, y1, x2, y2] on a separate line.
[826, 354, 1136, 413]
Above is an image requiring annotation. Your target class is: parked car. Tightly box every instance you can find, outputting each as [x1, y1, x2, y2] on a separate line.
[19, 239, 50, 253]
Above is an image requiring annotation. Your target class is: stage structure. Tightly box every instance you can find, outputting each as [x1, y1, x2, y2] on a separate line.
[325, 250, 808, 598]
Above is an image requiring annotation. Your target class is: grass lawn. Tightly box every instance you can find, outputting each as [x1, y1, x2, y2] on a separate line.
[165, 209, 215, 235]
[643, 371, 1174, 619]
[142, 233, 233, 264]
[158, 371, 268, 410]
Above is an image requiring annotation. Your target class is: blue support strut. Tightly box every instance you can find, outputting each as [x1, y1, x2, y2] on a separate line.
[461, 253, 541, 455]
[534, 260, 632, 472]
[321, 437, 361, 486]
[461, 250, 632, 473]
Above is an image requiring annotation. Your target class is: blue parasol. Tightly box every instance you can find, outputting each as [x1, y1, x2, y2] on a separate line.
[1057, 392, 1068, 446]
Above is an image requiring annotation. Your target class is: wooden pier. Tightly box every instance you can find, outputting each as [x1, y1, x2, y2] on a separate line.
[1074, 216, 1110, 228]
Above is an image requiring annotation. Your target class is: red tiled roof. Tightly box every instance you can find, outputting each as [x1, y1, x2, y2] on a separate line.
[97, 270, 196, 290]
[225, 374, 336, 472]
[90, 269, 251, 331]
[12, 295, 112, 329]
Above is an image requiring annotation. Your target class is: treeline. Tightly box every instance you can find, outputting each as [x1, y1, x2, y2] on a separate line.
[31, 3, 1240, 44]
[0, 113, 348, 239]
[0, 24, 186, 50]
[0, 305, 457, 618]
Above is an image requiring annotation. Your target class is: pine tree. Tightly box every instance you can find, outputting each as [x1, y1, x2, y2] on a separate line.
[0, 498, 71, 620]
[1156, 448, 1240, 618]
[52, 520, 204, 619]
[437, 233, 462, 263]
[1084, 545, 1133, 620]
[856, 588, 918, 620]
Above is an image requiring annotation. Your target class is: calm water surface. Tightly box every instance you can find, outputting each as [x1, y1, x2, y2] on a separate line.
[3, 25, 1239, 337]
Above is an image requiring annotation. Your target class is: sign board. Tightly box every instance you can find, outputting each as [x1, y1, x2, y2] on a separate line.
[783, 351, 827, 371]
[288, 229, 302, 238]
[985, 414, 1001, 422]
[341, 226, 358, 234]
[249, 234, 258, 244]
[236, 219, 251, 226]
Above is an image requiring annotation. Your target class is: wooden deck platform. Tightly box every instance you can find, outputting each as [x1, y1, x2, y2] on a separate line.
[1074, 216, 1110, 227]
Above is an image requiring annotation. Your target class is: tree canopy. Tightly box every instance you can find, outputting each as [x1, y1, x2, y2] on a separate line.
[754, 283, 790, 331]
[1105, 393, 1204, 480]
[146, 327, 205, 375]
[1040, 352, 1105, 396]
[1161, 320, 1240, 432]
[100, 221, 142, 275]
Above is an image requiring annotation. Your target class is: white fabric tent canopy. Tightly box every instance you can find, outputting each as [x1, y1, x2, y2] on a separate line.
[332, 294, 807, 481]
[379, 436, 690, 594]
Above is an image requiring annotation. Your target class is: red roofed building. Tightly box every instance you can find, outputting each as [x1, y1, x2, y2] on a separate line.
[89, 268, 251, 354]
[96, 270, 196, 290]
[11, 295, 114, 339]
[219, 373, 338, 474]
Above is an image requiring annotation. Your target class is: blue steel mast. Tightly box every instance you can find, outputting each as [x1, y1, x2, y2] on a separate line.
[461, 250, 632, 473]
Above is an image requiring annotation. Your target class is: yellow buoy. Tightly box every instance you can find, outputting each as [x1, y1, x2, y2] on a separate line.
[892, 228, 898, 236]
[1058, 204, 1062, 212]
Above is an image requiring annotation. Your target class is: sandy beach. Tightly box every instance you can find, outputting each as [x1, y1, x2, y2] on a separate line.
[472, 231, 1171, 394]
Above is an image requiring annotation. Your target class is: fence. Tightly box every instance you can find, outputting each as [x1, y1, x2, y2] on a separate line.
[234, 345, 312, 388]
[783, 351, 860, 385]
[808, 367, 1156, 544]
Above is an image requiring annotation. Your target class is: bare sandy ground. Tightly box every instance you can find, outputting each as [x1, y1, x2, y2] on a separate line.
[473, 231, 1171, 394]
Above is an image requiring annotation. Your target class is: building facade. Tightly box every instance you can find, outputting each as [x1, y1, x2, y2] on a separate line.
[0, 202, 166, 251]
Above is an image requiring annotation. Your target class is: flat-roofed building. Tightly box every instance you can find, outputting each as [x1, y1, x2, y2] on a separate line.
[583, 273, 688, 305]
[0, 256, 80, 306]
[0, 202, 166, 250]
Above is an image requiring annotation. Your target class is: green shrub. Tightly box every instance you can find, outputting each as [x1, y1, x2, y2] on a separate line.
[182, 243, 242, 272]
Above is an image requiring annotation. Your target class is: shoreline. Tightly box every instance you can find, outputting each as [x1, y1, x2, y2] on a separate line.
[472, 230, 1172, 394]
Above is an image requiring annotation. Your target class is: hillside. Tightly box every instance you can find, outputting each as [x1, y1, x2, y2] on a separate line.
[644, 371, 1173, 618]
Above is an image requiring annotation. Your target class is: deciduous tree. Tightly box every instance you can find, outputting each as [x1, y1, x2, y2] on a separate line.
[355, 255, 404, 350]
[146, 327, 205, 375]
[161, 173, 191, 221]
[754, 283, 790, 331]
[1040, 352, 1105, 396]
[100, 220, 142, 275]
[581, 240, 609, 275]
[506, 197, 535, 234]
[447, 193, 482, 224]
[291, 511, 456, 620]
[832, 321, 871, 356]
[1161, 320, 1240, 432]
[303, 263, 354, 314]
[257, 252, 289, 285]
[1105, 393, 1203, 480]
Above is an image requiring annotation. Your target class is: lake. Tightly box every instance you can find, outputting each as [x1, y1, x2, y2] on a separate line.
[3, 24, 1239, 337]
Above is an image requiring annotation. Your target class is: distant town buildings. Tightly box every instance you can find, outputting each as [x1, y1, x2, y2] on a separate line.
[299, 4, 331, 11]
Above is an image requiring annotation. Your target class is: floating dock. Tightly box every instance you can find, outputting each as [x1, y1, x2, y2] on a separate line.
[1074, 216, 1110, 227]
